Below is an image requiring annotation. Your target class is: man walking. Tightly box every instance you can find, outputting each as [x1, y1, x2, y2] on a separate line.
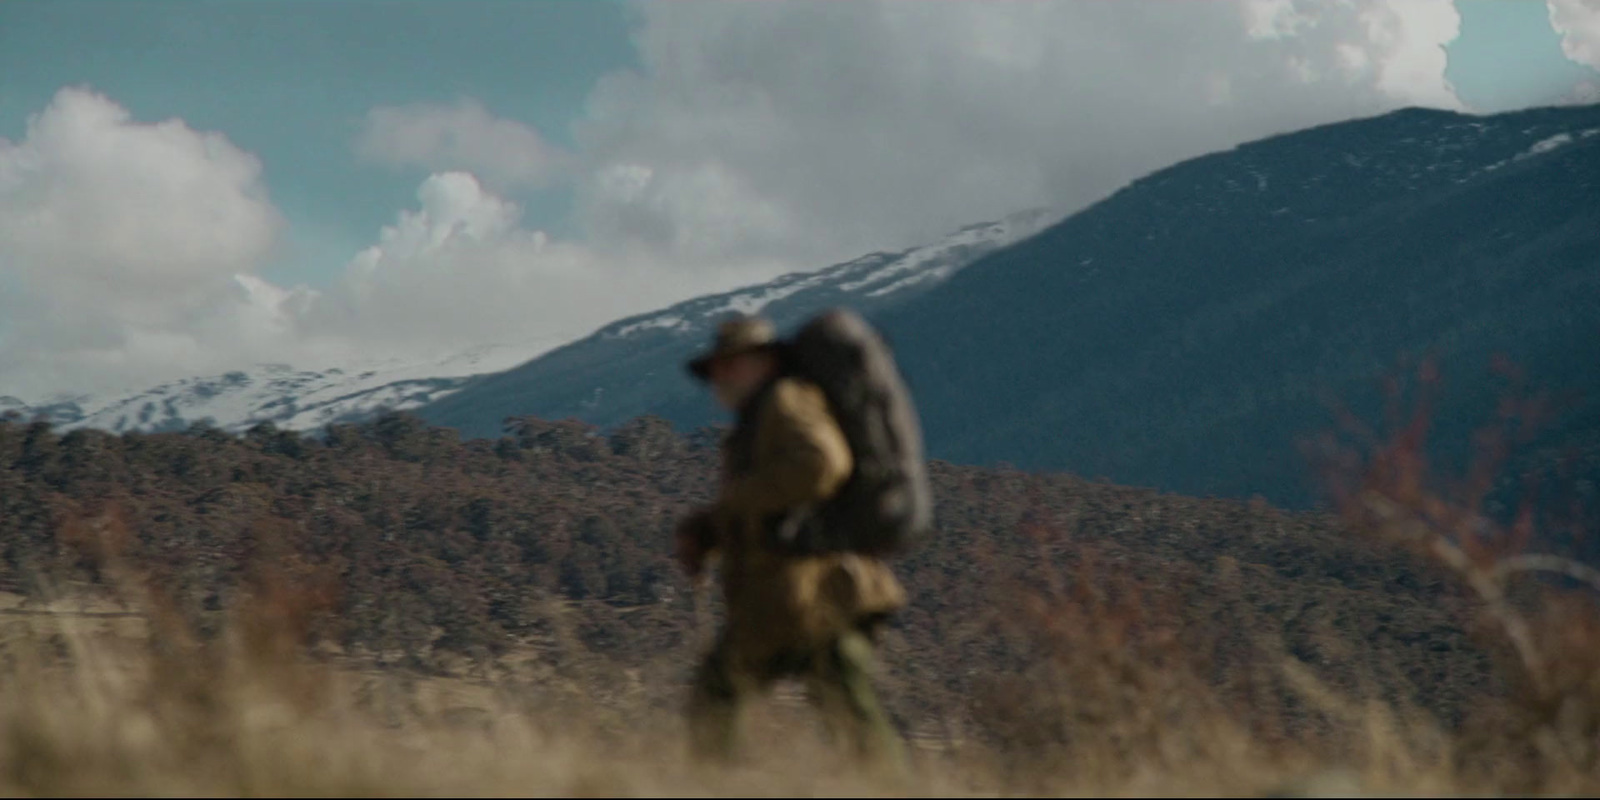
[675, 313, 913, 772]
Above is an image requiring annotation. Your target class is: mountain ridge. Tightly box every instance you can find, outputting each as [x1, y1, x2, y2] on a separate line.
[415, 206, 1060, 438]
[873, 102, 1600, 507]
[1, 209, 1055, 436]
[419, 101, 1600, 509]
[0, 344, 541, 435]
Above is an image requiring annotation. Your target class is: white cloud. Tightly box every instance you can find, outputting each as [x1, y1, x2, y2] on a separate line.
[1244, 0, 1317, 40]
[356, 98, 570, 190]
[0, 87, 281, 304]
[1549, 0, 1600, 71]
[295, 171, 759, 362]
[3, 3, 1482, 401]
[0, 87, 765, 402]
[566, 0, 1464, 274]
[0, 86, 292, 398]
[1359, 0, 1463, 108]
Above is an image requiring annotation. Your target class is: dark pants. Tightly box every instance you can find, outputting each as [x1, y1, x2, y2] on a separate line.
[686, 624, 908, 771]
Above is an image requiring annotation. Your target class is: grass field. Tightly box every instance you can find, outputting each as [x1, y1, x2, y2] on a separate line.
[0, 558, 1591, 800]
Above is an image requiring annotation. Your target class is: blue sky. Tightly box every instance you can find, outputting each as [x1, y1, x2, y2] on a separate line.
[1449, 0, 1600, 111]
[4, 0, 1590, 289]
[1, 0, 1597, 399]
[0, 0, 640, 286]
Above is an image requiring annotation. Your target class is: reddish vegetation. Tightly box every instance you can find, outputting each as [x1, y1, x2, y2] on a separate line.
[1313, 358, 1600, 788]
[8, 352, 1600, 798]
[0, 405, 1519, 756]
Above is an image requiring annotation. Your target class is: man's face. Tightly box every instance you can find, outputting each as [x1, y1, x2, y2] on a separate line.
[708, 350, 776, 411]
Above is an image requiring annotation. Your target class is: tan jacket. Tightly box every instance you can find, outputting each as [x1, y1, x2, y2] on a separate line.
[707, 377, 907, 666]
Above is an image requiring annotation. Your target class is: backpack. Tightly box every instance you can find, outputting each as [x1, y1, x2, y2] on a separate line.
[780, 308, 933, 557]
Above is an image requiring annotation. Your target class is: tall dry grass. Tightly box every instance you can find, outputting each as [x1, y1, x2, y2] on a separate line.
[0, 552, 949, 797]
[0, 584, 1338, 799]
[0, 505, 1306, 798]
[5, 363, 1600, 797]
[0, 516, 1489, 798]
[1311, 357, 1600, 796]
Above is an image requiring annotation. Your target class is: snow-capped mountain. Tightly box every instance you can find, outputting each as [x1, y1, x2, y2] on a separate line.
[598, 206, 1057, 342]
[433, 101, 1600, 510]
[864, 102, 1600, 508]
[5, 206, 1056, 437]
[2, 344, 546, 435]
[416, 206, 1061, 439]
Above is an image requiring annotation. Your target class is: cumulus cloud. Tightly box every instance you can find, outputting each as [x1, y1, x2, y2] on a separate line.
[0, 85, 757, 402]
[566, 0, 1464, 273]
[1549, 0, 1600, 70]
[0, 87, 280, 305]
[356, 98, 570, 189]
[0, 86, 294, 398]
[4, 2, 1482, 400]
[297, 171, 755, 361]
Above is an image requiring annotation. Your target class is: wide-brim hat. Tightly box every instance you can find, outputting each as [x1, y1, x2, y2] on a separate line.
[687, 315, 780, 381]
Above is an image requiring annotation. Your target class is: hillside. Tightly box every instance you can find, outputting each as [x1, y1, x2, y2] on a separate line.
[416, 208, 1058, 439]
[2, 209, 1055, 440]
[0, 343, 543, 435]
[415, 103, 1600, 510]
[0, 411, 1507, 750]
[877, 103, 1600, 508]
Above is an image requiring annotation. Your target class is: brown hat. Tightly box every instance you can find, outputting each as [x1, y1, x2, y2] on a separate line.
[687, 315, 780, 381]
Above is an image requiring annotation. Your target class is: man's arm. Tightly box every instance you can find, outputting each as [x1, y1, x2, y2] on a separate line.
[717, 380, 853, 519]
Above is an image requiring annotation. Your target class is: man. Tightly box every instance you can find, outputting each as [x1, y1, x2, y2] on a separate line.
[675, 314, 910, 771]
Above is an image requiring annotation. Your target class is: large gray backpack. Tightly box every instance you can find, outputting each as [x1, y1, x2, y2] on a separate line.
[780, 308, 933, 557]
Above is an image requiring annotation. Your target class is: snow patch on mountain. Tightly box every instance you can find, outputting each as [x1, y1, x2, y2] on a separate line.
[865, 270, 943, 298]
[8, 206, 1063, 437]
[1520, 132, 1575, 159]
[1466, 122, 1598, 177]
[4, 341, 551, 435]
[839, 213, 1052, 292]
[615, 315, 692, 337]
[704, 278, 826, 319]
[598, 207, 1059, 342]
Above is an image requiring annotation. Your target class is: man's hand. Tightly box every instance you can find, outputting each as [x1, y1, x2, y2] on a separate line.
[674, 507, 718, 580]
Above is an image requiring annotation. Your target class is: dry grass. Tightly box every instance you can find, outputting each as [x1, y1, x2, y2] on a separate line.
[4, 363, 1600, 796]
[1310, 357, 1600, 796]
[0, 580, 956, 798]
[0, 572, 1528, 799]
[0, 546, 1556, 799]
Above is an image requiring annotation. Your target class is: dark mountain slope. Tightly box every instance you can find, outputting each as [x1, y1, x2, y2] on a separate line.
[414, 103, 1599, 509]
[416, 210, 1056, 439]
[875, 103, 1600, 507]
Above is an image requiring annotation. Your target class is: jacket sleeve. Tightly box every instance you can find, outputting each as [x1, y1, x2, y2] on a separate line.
[717, 380, 854, 518]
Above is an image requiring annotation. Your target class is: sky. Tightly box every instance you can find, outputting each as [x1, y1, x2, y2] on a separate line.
[1, 0, 1598, 402]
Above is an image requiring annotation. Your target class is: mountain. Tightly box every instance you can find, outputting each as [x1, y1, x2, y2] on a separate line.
[421, 102, 1600, 510]
[2, 344, 543, 435]
[872, 102, 1600, 507]
[4, 208, 1054, 438]
[0, 410, 1502, 746]
[415, 207, 1060, 438]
